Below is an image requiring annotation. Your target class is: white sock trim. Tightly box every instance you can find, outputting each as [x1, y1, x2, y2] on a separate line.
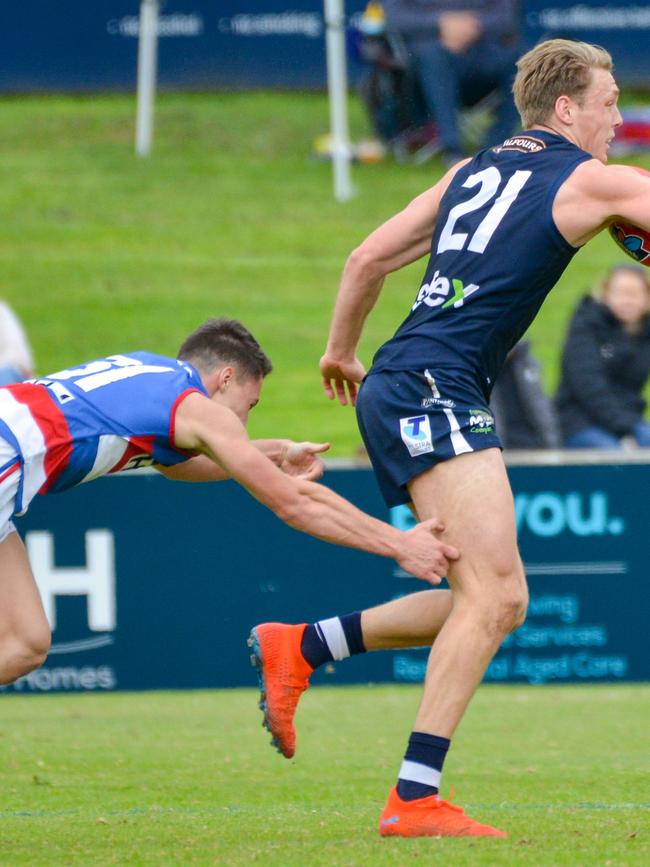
[398, 760, 441, 789]
[316, 617, 350, 661]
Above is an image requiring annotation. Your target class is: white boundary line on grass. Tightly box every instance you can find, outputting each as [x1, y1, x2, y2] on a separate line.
[2, 802, 649, 820]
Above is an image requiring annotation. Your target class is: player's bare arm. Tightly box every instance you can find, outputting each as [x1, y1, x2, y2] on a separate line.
[172, 392, 458, 583]
[554, 160, 650, 246]
[155, 440, 329, 482]
[321, 163, 469, 406]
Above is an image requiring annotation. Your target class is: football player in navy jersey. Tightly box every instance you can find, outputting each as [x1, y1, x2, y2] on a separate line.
[0, 318, 456, 690]
[250, 39, 650, 837]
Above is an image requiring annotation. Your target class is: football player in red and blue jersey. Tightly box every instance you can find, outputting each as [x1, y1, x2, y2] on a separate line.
[0, 319, 456, 691]
[251, 39, 650, 837]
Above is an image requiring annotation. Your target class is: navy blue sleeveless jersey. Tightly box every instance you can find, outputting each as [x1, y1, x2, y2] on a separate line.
[370, 130, 592, 402]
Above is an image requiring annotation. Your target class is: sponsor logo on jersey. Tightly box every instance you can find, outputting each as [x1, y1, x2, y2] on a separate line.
[121, 454, 155, 471]
[412, 270, 480, 312]
[493, 135, 546, 154]
[469, 409, 494, 433]
[399, 415, 434, 457]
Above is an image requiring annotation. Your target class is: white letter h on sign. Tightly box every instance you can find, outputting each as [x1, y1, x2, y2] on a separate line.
[26, 530, 116, 632]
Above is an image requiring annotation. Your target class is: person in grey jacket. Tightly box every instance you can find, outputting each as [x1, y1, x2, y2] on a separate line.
[556, 264, 650, 448]
[384, 0, 521, 164]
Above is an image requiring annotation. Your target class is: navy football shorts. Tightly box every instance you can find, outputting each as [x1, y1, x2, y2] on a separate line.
[356, 368, 502, 507]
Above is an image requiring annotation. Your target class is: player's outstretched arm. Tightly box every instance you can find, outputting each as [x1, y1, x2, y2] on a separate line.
[173, 393, 458, 583]
[156, 439, 330, 482]
[555, 161, 650, 245]
[322, 166, 466, 406]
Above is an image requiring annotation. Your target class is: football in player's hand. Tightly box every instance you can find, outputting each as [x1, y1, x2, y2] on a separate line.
[609, 221, 650, 266]
[608, 166, 650, 266]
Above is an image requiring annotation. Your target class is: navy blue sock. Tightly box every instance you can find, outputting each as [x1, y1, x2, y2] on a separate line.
[339, 612, 366, 655]
[300, 612, 365, 669]
[300, 624, 333, 668]
[396, 732, 450, 801]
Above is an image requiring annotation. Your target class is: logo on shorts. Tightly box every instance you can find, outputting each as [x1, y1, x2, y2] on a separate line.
[421, 369, 456, 408]
[400, 415, 434, 457]
[421, 396, 456, 409]
[469, 409, 494, 434]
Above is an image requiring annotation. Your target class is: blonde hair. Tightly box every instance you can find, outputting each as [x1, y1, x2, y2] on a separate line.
[513, 39, 613, 128]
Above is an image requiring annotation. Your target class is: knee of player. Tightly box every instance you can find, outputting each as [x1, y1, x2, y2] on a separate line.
[0, 629, 51, 684]
[493, 584, 528, 635]
[29, 625, 52, 662]
[469, 579, 527, 637]
[503, 589, 528, 633]
[25, 615, 51, 655]
[494, 560, 528, 631]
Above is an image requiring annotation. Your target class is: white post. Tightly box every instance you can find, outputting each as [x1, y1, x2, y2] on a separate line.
[324, 0, 354, 201]
[135, 0, 159, 157]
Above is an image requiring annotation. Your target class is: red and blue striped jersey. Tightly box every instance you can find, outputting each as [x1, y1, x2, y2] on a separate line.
[0, 351, 207, 514]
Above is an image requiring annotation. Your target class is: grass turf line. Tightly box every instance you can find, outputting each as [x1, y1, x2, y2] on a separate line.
[1, 92, 650, 455]
[0, 684, 647, 865]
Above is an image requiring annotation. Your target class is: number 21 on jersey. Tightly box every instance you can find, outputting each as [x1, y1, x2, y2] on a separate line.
[437, 167, 532, 255]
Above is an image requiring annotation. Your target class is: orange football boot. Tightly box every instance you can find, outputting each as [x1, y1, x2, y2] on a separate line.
[379, 787, 507, 838]
[248, 622, 313, 758]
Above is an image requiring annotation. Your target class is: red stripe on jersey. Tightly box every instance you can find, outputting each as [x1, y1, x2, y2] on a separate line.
[108, 435, 156, 474]
[8, 384, 73, 493]
[168, 387, 204, 456]
[0, 460, 20, 485]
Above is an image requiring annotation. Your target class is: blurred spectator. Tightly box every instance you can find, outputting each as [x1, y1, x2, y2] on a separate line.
[490, 340, 560, 449]
[556, 265, 650, 449]
[356, 2, 431, 153]
[0, 301, 34, 385]
[383, 0, 521, 164]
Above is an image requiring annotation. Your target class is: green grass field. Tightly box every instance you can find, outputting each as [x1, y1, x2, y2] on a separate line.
[1, 88, 649, 864]
[2, 91, 650, 454]
[0, 684, 648, 865]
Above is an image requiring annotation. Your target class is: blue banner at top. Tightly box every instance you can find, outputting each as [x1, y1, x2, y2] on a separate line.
[2, 0, 363, 92]
[2, 1, 648, 93]
[523, 1, 650, 86]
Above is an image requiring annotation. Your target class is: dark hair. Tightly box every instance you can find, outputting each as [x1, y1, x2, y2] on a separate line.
[177, 318, 272, 380]
[599, 264, 650, 298]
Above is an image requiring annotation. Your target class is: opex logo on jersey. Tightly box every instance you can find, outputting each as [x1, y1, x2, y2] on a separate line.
[400, 415, 434, 457]
[412, 270, 480, 312]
